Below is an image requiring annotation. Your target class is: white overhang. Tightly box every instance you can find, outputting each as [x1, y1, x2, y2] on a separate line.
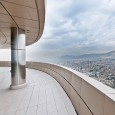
[0, 0, 45, 48]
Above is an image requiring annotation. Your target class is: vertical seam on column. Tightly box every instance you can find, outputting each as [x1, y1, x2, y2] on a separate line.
[17, 28, 19, 85]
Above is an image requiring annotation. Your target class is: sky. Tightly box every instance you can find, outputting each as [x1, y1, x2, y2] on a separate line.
[1, 0, 115, 61]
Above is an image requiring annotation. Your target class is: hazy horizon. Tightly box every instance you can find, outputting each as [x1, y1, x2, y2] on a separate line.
[0, 49, 115, 62]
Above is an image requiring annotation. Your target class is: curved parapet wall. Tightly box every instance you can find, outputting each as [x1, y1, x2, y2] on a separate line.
[0, 61, 115, 115]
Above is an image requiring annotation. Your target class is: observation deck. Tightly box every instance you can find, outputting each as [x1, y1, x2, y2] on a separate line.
[0, 67, 76, 115]
[0, 0, 115, 115]
[0, 61, 115, 115]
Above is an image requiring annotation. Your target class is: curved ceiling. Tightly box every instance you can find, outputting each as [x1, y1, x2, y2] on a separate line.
[0, 0, 45, 48]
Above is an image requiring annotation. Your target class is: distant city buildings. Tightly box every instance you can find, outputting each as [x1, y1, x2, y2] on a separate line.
[56, 58, 115, 89]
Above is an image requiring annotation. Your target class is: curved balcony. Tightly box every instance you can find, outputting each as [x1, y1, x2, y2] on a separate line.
[0, 0, 45, 48]
[0, 61, 115, 115]
[0, 66, 77, 115]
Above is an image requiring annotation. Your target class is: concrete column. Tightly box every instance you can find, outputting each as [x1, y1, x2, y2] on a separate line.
[10, 27, 27, 90]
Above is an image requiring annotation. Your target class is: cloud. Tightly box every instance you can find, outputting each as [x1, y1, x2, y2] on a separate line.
[27, 0, 115, 61]
[0, 49, 11, 61]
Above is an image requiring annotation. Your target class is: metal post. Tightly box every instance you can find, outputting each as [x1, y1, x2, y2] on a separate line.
[10, 27, 27, 89]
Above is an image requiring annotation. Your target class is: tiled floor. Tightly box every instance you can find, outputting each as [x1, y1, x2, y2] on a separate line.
[0, 67, 77, 115]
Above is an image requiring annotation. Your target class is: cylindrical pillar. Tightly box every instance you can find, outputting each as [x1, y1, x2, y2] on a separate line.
[10, 27, 27, 90]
